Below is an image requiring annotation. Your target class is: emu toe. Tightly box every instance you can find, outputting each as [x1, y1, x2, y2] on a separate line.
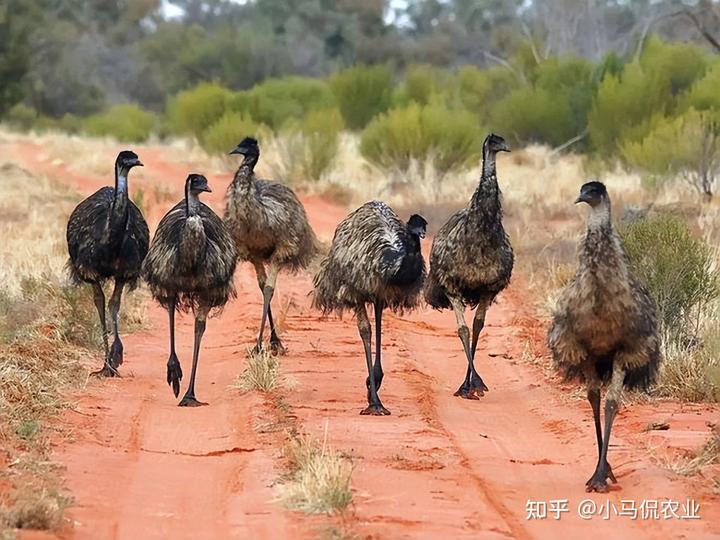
[166, 355, 183, 398]
[360, 403, 391, 416]
[454, 374, 488, 400]
[270, 335, 287, 356]
[585, 463, 616, 493]
[109, 339, 124, 368]
[178, 395, 208, 407]
[91, 362, 121, 378]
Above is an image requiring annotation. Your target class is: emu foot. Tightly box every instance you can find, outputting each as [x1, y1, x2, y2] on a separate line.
[454, 373, 488, 400]
[108, 339, 124, 368]
[270, 335, 287, 356]
[166, 354, 183, 398]
[178, 395, 208, 407]
[585, 462, 617, 493]
[360, 403, 391, 416]
[90, 362, 121, 378]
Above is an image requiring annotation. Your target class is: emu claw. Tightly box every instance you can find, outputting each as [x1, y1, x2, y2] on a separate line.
[166, 355, 183, 398]
[585, 462, 616, 492]
[270, 336, 287, 356]
[454, 374, 488, 400]
[91, 363, 121, 378]
[360, 403, 391, 416]
[178, 395, 208, 407]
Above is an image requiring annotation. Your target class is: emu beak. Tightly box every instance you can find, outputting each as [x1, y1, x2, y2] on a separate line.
[203, 186, 212, 193]
[134, 159, 144, 167]
[229, 146, 244, 155]
[575, 195, 587, 204]
[500, 143, 511, 152]
[419, 230, 426, 239]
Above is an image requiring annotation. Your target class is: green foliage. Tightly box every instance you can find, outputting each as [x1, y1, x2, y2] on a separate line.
[680, 61, 720, 112]
[236, 77, 335, 130]
[456, 66, 519, 123]
[621, 214, 720, 343]
[5, 103, 38, 130]
[639, 36, 707, 97]
[166, 82, 231, 140]
[621, 108, 720, 195]
[360, 103, 481, 174]
[491, 87, 573, 146]
[83, 104, 155, 142]
[395, 64, 449, 107]
[281, 108, 344, 181]
[330, 64, 393, 130]
[200, 111, 264, 155]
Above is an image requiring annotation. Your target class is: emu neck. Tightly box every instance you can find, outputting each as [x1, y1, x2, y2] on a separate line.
[469, 149, 501, 219]
[233, 154, 259, 190]
[586, 200, 612, 232]
[110, 166, 129, 235]
[185, 186, 201, 217]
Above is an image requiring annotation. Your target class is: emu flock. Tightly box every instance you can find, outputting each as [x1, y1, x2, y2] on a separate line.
[66, 133, 661, 493]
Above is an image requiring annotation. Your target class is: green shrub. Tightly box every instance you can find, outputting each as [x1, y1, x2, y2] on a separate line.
[394, 64, 449, 107]
[639, 36, 707, 97]
[621, 108, 720, 196]
[5, 103, 38, 131]
[166, 82, 231, 139]
[239, 77, 335, 130]
[82, 104, 155, 142]
[360, 103, 481, 174]
[456, 66, 519, 123]
[491, 87, 574, 146]
[680, 61, 720, 112]
[621, 213, 720, 344]
[200, 111, 264, 155]
[281, 108, 344, 181]
[330, 64, 393, 130]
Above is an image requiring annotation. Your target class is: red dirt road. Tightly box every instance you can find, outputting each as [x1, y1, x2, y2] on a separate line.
[6, 140, 720, 539]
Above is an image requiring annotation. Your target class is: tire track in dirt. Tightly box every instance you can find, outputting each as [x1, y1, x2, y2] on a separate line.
[5, 139, 719, 540]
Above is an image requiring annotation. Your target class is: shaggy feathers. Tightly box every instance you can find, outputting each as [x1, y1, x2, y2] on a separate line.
[313, 200, 426, 314]
[143, 200, 237, 312]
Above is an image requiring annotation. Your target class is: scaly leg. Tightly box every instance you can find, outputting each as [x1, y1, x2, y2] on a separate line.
[451, 297, 486, 399]
[253, 261, 285, 355]
[254, 263, 279, 354]
[357, 304, 389, 416]
[179, 305, 210, 407]
[365, 299, 385, 398]
[586, 366, 624, 492]
[166, 296, 183, 398]
[90, 282, 117, 377]
[107, 279, 126, 369]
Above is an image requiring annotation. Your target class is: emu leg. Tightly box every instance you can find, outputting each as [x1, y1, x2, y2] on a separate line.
[586, 367, 624, 492]
[357, 305, 389, 416]
[107, 279, 126, 370]
[166, 296, 183, 398]
[90, 282, 116, 377]
[365, 299, 385, 399]
[451, 298, 484, 399]
[253, 263, 279, 355]
[253, 262, 285, 355]
[179, 305, 210, 407]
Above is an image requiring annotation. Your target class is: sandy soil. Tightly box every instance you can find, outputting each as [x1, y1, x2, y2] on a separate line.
[5, 139, 720, 540]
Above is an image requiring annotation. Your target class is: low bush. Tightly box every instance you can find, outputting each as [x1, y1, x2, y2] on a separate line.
[166, 82, 231, 140]
[360, 103, 481, 174]
[330, 64, 393, 130]
[83, 104, 155, 142]
[200, 111, 264, 155]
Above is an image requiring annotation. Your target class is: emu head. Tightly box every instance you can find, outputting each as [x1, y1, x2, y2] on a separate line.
[575, 181, 608, 208]
[186, 174, 212, 197]
[229, 137, 259, 157]
[407, 214, 428, 239]
[483, 133, 510, 155]
[115, 150, 143, 173]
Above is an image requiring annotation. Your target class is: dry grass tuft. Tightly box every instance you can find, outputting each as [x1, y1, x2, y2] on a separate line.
[659, 425, 720, 476]
[235, 348, 283, 393]
[278, 428, 353, 514]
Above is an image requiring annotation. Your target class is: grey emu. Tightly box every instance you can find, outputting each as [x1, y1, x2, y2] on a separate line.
[548, 181, 660, 492]
[66, 150, 149, 376]
[424, 133, 512, 399]
[313, 201, 427, 415]
[225, 137, 319, 355]
[143, 174, 237, 406]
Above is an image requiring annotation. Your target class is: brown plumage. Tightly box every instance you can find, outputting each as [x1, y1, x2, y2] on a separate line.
[143, 174, 237, 406]
[313, 200, 427, 415]
[548, 181, 660, 493]
[66, 150, 149, 376]
[424, 133, 512, 399]
[224, 137, 319, 354]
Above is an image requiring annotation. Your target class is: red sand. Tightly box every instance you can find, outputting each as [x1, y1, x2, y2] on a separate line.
[7, 140, 719, 540]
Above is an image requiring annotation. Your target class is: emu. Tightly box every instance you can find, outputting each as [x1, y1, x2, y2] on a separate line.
[66, 150, 149, 376]
[143, 174, 237, 406]
[548, 181, 660, 492]
[225, 137, 318, 355]
[313, 201, 427, 415]
[424, 133, 512, 399]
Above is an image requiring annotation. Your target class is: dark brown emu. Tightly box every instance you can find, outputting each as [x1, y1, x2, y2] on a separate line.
[424, 133, 512, 399]
[66, 150, 149, 376]
[548, 181, 660, 492]
[313, 201, 427, 415]
[225, 137, 319, 355]
[143, 174, 237, 406]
